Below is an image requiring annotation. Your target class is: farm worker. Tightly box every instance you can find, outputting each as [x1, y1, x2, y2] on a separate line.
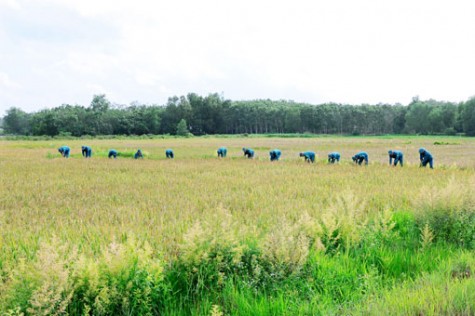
[134, 149, 144, 159]
[328, 152, 340, 163]
[217, 147, 227, 158]
[419, 148, 433, 169]
[352, 152, 368, 165]
[108, 149, 118, 159]
[242, 147, 255, 158]
[81, 146, 92, 158]
[388, 150, 403, 167]
[166, 149, 174, 159]
[58, 146, 70, 158]
[269, 149, 281, 161]
[299, 151, 315, 163]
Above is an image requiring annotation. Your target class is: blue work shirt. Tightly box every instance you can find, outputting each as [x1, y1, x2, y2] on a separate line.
[166, 149, 174, 158]
[270, 149, 281, 161]
[352, 152, 368, 165]
[328, 152, 340, 163]
[134, 149, 143, 159]
[419, 148, 434, 168]
[82, 146, 92, 158]
[243, 148, 255, 158]
[58, 146, 70, 158]
[300, 151, 315, 163]
[388, 150, 403, 166]
[108, 149, 118, 158]
[217, 147, 227, 157]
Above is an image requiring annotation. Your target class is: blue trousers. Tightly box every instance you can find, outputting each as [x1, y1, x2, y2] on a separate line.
[394, 156, 403, 166]
[421, 157, 433, 169]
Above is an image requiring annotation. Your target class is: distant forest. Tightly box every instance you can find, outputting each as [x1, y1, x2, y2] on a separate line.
[2, 93, 475, 136]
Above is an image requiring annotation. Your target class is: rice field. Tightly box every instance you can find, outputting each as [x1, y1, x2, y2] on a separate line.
[0, 135, 475, 315]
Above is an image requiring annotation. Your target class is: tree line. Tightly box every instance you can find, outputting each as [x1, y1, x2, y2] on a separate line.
[2, 93, 475, 136]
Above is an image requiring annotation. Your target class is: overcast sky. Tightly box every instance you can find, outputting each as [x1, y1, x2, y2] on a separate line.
[1, 0, 474, 115]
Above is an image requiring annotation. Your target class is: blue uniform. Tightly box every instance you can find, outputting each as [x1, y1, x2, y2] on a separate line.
[166, 149, 174, 159]
[269, 149, 281, 161]
[108, 149, 118, 159]
[419, 148, 433, 169]
[300, 151, 315, 163]
[81, 146, 92, 158]
[352, 152, 368, 165]
[328, 152, 340, 163]
[242, 147, 255, 158]
[388, 150, 403, 167]
[217, 147, 227, 158]
[58, 146, 70, 158]
[134, 149, 143, 159]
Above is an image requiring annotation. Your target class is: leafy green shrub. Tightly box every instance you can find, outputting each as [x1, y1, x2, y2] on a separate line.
[421, 209, 475, 248]
[433, 141, 460, 145]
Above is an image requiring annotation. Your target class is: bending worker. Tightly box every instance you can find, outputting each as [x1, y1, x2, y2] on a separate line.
[58, 146, 70, 158]
[419, 148, 433, 169]
[388, 150, 403, 167]
[269, 149, 281, 161]
[108, 149, 118, 159]
[352, 151, 368, 165]
[299, 151, 315, 163]
[217, 147, 227, 158]
[81, 146, 92, 158]
[328, 152, 340, 164]
[242, 147, 255, 158]
[166, 149, 174, 159]
[134, 149, 144, 159]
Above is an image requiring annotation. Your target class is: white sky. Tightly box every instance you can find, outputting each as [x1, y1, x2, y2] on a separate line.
[1, 0, 474, 115]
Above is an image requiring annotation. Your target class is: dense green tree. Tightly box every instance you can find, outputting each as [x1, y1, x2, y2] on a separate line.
[90, 94, 110, 113]
[462, 97, 475, 136]
[3, 107, 30, 134]
[284, 107, 301, 133]
[405, 101, 432, 134]
[30, 110, 58, 136]
[2, 93, 473, 137]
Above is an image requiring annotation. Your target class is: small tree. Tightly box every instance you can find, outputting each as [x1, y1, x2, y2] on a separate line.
[176, 119, 190, 136]
[3, 107, 31, 135]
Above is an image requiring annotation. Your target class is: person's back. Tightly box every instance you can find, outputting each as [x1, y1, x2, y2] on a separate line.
[352, 151, 368, 165]
[388, 150, 403, 166]
[300, 151, 315, 163]
[419, 148, 433, 169]
[166, 149, 174, 159]
[82, 146, 92, 158]
[217, 147, 227, 158]
[58, 146, 70, 158]
[243, 147, 254, 158]
[270, 149, 281, 161]
[134, 149, 143, 159]
[108, 149, 118, 159]
[328, 152, 340, 163]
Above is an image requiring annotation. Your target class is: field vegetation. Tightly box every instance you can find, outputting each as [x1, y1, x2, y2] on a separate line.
[0, 136, 474, 315]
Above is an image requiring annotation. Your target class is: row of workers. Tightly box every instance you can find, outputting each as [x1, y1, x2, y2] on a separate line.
[58, 146, 174, 159]
[347, 149, 433, 168]
[220, 147, 433, 168]
[217, 147, 275, 160]
[58, 146, 433, 168]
